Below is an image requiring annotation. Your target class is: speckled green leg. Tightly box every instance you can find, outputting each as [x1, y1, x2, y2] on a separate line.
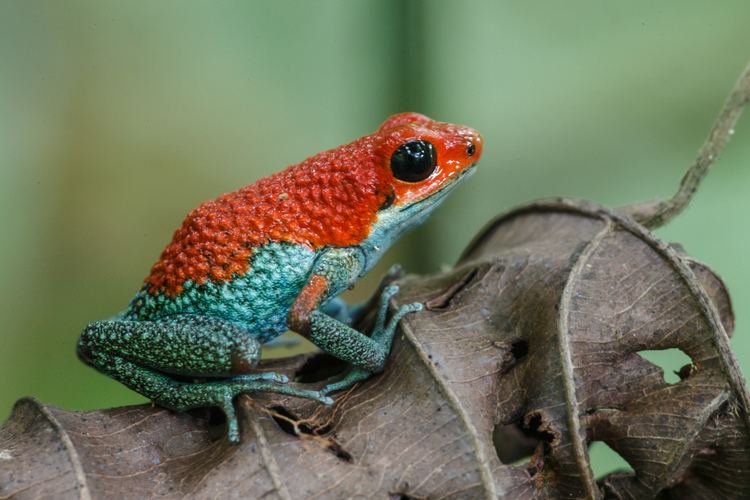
[85, 350, 331, 442]
[321, 263, 405, 327]
[314, 263, 406, 330]
[316, 285, 422, 395]
[79, 316, 267, 377]
[78, 317, 333, 442]
[263, 289, 376, 350]
[262, 296, 360, 349]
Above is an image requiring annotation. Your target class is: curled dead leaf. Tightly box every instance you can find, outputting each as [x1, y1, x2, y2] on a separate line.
[2, 198, 748, 499]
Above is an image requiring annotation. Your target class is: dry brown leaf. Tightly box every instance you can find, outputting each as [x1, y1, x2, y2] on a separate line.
[2, 198, 748, 499]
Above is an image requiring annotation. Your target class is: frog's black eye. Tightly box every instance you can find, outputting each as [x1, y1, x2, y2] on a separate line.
[390, 140, 438, 183]
[467, 143, 476, 156]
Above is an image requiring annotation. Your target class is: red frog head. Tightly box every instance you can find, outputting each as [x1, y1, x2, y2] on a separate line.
[145, 112, 483, 295]
[375, 112, 483, 210]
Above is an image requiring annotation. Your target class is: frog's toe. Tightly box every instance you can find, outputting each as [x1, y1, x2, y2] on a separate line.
[399, 302, 423, 315]
[320, 368, 372, 395]
[318, 394, 335, 405]
[286, 387, 333, 405]
[384, 263, 404, 280]
[219, 397, 242, 444]
[382, 284, 400, 300]
[234, 372, 289, 384]
[229, 378, 334, 406]
[265, 373, 289, 384]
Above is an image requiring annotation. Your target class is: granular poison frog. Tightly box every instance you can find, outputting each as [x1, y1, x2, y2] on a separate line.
[78, 112, 483, 442]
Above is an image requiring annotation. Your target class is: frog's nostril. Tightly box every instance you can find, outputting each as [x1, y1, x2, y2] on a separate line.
[467, 143, 476, 157]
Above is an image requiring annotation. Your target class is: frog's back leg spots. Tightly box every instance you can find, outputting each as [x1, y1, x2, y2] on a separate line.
[78, 316, 262, 378]
[78, 316, 332, 443]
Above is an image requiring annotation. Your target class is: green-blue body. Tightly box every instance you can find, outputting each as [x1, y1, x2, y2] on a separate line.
[122, 242, 318, 344]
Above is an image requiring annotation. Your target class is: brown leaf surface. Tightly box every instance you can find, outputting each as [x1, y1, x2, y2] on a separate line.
[2, 198, 749, 499]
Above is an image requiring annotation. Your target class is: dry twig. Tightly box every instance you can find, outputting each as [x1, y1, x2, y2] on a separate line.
[623, 60, 750, 228]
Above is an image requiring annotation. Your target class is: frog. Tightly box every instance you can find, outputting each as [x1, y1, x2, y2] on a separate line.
[77, 112, 483, 443]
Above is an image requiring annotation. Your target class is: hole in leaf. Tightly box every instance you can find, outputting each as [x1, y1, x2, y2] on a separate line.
[638, 348, 694, 384]
[518, 412, 559, 476]
[269, 406, 333, 436]
[491, 412, 561, 472]
[269, 406, 308, 435]
[520, 412, 556, 446]
[511, 340, 528, 360]
[205, 408, 227, 440]
[589, 441, 634, 480]
[389, 492, 418, 500]
[331, 444, 353, 462]
[492, 421, 538, 464]
[499, 339, 530, 374]
[295, 352, 349, 383]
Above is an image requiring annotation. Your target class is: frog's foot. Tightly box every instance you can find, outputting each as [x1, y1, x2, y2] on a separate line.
[83, 349, 332, 443]
[370, 285, 423, 344]
[321, 286, 422, 396]
[320, 367, 371, 395]
[210, 375, 334, 443]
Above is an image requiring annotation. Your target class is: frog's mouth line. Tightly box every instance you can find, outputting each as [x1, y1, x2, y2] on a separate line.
[398, 163, 477, 214]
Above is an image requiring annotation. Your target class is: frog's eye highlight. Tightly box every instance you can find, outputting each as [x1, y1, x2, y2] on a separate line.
[390, 140, 438, 183]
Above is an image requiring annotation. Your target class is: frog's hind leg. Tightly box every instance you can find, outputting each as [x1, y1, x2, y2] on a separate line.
[78, 317, 332, 443]
[79, 316, 268, 378]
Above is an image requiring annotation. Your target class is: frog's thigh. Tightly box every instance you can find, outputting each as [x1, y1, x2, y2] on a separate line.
[78, 315, 261, 378]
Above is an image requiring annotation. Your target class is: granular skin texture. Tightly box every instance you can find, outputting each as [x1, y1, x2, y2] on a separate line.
[143, 112, 483, 298]
[77, 112, 482, 440]
[145, 135, 393, 296]
[128, 243, 316, 342]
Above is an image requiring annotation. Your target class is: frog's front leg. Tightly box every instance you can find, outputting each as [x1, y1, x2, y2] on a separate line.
[288, 249, 422, 395]
[319, 262, 406, 327]
[262, 294, 362, 349]
[77, 316, 331, 443]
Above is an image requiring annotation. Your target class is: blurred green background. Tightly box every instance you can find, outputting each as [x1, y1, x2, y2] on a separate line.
[2, 0, 750, 477]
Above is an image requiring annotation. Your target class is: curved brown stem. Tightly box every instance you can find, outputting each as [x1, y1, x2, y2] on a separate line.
[622, 60, 750, 229]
